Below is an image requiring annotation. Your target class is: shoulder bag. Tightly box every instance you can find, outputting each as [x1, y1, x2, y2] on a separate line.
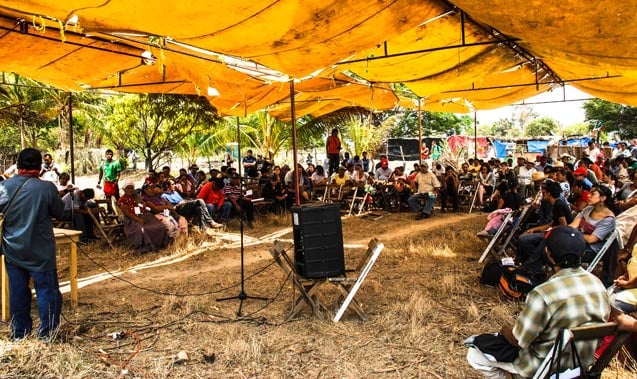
[0, 178, 33, 249]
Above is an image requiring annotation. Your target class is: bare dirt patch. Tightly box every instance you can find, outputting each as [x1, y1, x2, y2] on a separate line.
[0, 208, 633, 378]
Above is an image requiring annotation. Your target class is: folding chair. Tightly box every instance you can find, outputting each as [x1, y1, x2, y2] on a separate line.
[532, 322, 631, 379]
[329, 238, 384, 322]
[347, 187, 370, 217]
[87, 203, 124, 249]
[478, 211, 514, 263]
[495, 202, 535, 257]
[586, 229, 621, 273]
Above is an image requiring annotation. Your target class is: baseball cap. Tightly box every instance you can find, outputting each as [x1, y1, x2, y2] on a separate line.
[545, 226, 585, 264]
[573, 167, 588, 176]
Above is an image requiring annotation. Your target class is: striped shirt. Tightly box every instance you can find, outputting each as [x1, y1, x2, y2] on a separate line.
[222, 183, 242, 201]
[512, 267, 609, 378]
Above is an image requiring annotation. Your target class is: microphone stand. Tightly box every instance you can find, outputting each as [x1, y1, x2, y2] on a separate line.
[217, 117, 268, 316]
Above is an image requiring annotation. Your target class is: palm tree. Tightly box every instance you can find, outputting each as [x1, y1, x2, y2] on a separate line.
[0, 74, 52, 149]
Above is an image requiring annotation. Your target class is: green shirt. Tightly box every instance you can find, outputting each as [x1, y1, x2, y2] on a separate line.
[100, 159, 122, 182]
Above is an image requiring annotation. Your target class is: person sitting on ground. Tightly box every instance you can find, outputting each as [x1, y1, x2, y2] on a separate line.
[440, 166, 460, 213]
[141, 183, 186, 239]
[161, 179, 222, 230]
[466, 226, 610, 379]
[375, 158, 393, 181]
[517, 180, 574, 274]
[408, 162, 440, 220]
[569, 185, 616, 285]
[197, 178, 225, 222]
[220, 173, 255, 227]
[118, 180, 171, 253]
[61, 188, 99, 243]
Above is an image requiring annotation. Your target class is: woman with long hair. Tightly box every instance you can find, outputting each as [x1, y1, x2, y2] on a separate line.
[477, 163, 495, 207]
[569, 185, 617, 285]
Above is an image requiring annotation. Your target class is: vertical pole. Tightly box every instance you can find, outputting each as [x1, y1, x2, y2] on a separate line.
[418, 98, 422, 165]
[68, 92, 75, 183]
[237, 117, 241, 176]
[474, 112, 478, 160]
[290, 80, 300, 206]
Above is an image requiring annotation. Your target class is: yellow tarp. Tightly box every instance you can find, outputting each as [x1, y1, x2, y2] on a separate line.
[1, 0, 637, 118]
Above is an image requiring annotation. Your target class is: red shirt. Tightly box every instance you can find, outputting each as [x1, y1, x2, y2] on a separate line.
[197, 182, 224, 208]
[326, 135, 341, 154]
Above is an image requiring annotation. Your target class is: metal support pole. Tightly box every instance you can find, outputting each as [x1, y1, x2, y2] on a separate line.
[290, 80, 300, 206]
[68, 92, 75, 183]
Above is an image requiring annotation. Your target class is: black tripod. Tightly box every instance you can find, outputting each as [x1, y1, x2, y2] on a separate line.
[217, 117, 268, 316]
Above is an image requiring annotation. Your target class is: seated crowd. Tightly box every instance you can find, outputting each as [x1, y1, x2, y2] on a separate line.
[466, 140, 637, 377]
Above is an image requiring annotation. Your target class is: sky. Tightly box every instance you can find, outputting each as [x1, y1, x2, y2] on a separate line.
[474, 85, 593, 127]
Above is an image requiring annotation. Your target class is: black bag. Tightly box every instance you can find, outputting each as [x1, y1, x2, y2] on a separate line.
[464, 333, 520, 362]
[481, 261, 504, 286]
[498, 266, 543, 301]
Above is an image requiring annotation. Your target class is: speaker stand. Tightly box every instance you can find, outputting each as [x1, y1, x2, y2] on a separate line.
[216, 193, 268, 316]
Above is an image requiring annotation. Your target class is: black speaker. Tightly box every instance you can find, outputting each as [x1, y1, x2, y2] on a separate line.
[292, 203, 345, 279]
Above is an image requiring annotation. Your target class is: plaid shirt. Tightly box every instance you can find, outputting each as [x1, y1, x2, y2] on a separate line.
[512, 267, 609, 378]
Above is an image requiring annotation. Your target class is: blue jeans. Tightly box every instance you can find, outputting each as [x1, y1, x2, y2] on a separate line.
[5, 261, 63, 339]
[408, 193, 435, 215]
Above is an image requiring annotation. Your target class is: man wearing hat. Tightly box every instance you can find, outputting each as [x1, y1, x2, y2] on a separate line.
[375, 157, 393, 181]
[0, 148, 65, 340]
[467, 226, 609, 378]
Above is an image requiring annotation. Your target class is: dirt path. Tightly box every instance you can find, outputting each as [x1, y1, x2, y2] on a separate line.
[67, 211, 486, 293]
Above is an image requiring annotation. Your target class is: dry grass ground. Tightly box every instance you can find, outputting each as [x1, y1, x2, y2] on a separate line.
[0, 209, 634, 378]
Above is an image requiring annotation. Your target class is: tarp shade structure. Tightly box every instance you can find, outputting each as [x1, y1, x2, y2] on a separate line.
[0, 0, 637, 119]
[0, 0, 440, 78]
[451, 0, 637, 105]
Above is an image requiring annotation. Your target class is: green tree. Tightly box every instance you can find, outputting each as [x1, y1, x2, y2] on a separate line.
[583, 98, 637, 139]
[385, 110, 472, 138]
[0, 74, 54, 149]
[102, 94, 219, 170]
[525, 117, 559, 137]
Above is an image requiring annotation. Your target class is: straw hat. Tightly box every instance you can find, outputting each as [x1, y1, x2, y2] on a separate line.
[531, 171, 545, 182]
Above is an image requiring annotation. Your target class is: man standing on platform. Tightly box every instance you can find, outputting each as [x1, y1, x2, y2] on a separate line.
[326, 128, 342, 176]
[0, 148, 64, 341]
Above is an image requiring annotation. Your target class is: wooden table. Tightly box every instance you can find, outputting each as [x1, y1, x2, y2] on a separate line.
[2, 228, 82, 321]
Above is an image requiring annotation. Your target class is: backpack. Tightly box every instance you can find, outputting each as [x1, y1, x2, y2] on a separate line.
[498, 266, 542, 301]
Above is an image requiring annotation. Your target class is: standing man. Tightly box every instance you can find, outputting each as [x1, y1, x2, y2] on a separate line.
[326, 128, 342, 176]
[466, 226, 609, 378]
[0, 148, 65, 340]
[97, 149, 122, 210]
